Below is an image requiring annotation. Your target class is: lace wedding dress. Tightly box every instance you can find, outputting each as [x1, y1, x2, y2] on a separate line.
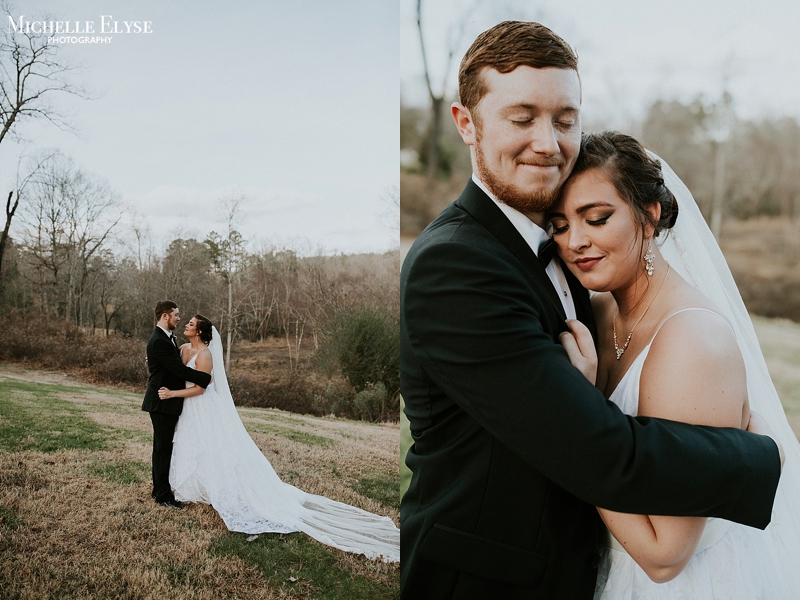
[594, 153, 800, 597]
[594, 310, 790, 599]
[169, 327, 400, 562]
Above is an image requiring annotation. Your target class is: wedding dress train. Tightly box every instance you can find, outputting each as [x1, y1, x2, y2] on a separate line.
[169, 328, 400, 562]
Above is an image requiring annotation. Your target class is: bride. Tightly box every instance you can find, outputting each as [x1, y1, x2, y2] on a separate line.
[156, 315, 400, 562]
[548, 131, 800, 597]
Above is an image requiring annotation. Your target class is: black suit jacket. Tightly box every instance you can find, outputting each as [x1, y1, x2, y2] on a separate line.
[399, 180, 781, 599]
[141, 327, 211, 415]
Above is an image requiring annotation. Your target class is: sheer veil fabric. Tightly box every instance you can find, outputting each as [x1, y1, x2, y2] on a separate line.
[170, 326, 400, 562]
[653, 154, 800, 593]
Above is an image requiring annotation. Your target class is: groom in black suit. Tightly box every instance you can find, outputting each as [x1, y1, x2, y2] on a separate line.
[400, 22, 782, 599]
[141, 300, 211, 508]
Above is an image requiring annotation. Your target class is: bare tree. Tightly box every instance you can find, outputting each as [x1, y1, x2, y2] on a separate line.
[0, 152, 54, 280]
[708, 87, 734, 240]
[0, 3, 89, 280]
[378, 184, 400, 234]
[21, 155, 121, 322]
[415, 0, 474, 180]
[0, 3, 88, 145]
[206, 193, 248, 371]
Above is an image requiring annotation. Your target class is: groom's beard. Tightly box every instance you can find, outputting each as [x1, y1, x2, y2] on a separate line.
[474, 132, 563, 214]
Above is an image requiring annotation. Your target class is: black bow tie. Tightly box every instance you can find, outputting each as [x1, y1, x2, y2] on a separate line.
[538, 238, 557, 268]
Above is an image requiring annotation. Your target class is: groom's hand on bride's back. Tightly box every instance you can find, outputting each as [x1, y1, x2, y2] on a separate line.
[560, 319, 598, 386]
[747, 411, 785, 471]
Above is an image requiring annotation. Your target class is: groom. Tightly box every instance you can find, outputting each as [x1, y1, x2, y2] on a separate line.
[141, 300, 211, 509]
[400, 21, 782, 599]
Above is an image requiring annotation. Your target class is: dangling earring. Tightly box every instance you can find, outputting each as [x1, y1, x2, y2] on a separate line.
[644, 240, 655, 277]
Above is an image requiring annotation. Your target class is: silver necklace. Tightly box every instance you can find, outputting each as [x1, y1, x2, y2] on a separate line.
[613, 265, 671, 360]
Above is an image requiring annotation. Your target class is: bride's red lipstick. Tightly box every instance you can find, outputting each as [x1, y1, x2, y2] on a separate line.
[574, 256, 603, 272]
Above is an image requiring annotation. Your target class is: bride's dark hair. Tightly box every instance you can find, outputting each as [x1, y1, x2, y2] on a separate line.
[194, 314, 213, 345]
[569, 131, 679, 237]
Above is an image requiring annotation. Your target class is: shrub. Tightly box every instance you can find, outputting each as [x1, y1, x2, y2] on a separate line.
[0, 312, 147, 388]
[352, 382, 398, 423]
[312, 380, 355, 417]
[228, 372, 320, 415]
[315, 307, 399, 398]
[312, 381, 398, 423]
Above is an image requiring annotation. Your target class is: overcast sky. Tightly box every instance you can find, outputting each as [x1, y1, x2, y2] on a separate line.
[2, 1, 399, 256]
[402, 0, 800, 127]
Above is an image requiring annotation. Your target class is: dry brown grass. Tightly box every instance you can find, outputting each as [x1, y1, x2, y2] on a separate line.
[720, 217, 800, 322]
[0, 364, 399, 599]
[752, 315, 800, 439]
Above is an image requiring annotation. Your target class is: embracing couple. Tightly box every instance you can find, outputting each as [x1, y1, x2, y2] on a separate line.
[141, 301, 400, 562]
[400, 21, 800, 598]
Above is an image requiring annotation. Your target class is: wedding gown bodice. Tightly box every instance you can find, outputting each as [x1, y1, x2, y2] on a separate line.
[184, 353, 210, 387]
[595, 308, 789, 599]
[185, 354, 196, 388]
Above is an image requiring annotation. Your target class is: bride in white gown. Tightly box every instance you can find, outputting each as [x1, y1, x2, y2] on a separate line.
[548, 131, 800, 598]
[156, 315, 400, 562]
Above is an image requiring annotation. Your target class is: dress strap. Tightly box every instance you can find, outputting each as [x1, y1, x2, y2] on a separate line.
[648, 307, 734, 346]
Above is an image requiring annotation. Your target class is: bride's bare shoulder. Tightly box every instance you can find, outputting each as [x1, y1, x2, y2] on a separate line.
[194, 347, 213, 372]
[640, 307, 746, 427]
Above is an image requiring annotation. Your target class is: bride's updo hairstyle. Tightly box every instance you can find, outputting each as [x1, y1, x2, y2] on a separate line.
[194, 314, 213, 345]
[569, 131, 679, 238]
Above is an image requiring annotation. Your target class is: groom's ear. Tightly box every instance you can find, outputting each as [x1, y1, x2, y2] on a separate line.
[451, 102, 476, 146]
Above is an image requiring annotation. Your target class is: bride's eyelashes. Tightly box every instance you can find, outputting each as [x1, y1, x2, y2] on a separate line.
[548, 212, 613, 236]
[587, 213, 612, 226]
[551, 222, 569, 235]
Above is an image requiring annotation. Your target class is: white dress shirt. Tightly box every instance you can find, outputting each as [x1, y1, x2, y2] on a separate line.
[472, 174, 576, 320]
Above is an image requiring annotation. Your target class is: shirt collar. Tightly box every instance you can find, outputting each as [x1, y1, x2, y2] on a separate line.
[471, 173, 550, 256]
[157, 324, 173, 338]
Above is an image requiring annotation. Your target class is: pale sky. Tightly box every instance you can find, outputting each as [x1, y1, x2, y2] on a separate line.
[1, 1, 399, 256]
[402, 0, 800, 128]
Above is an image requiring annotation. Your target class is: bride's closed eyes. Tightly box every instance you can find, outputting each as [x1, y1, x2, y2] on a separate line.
[548, 211, 615, 235]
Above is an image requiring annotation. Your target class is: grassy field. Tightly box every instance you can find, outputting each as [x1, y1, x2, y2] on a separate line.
[752, 315, 800, 439]
[0, 363, 399, 600]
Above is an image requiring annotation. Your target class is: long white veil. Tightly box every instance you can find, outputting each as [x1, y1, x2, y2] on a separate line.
[653, 154, 800, 593]
[208, 326, 231, 399]
[201, 326, 400, 562]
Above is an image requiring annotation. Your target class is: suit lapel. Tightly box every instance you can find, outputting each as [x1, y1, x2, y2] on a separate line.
[157, 327, 180, 356]
[562, 261, 598, 342]
[456, 180, 567, 319]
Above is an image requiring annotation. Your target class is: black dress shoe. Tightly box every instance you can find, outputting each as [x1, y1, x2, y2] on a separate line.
[157, 499, 184, 510]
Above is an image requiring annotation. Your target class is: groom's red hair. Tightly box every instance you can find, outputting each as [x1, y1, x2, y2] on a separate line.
[459, 21, 579, 117]
[154, 300, 178, 321]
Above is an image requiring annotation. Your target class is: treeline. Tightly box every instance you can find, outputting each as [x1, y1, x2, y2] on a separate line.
[637, 98, 800, 222]
[1, 235, 399, 349]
